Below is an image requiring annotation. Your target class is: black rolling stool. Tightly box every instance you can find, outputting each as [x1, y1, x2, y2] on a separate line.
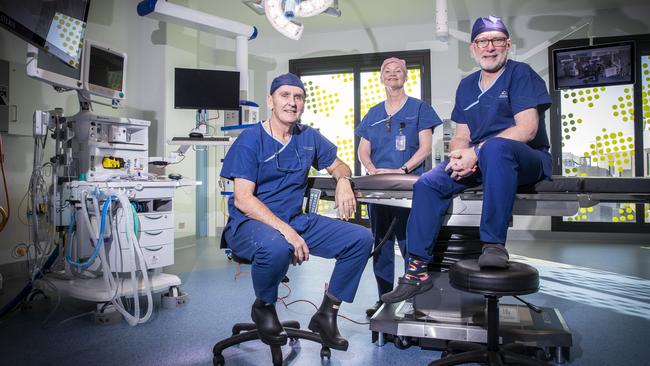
[429, 259, 549, 366]
[212, 253, 331, 366]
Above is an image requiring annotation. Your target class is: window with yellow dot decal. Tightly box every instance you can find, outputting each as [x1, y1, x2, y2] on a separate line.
[560, 84, 636, 223]
[292, 50, 431, 221]
[300, 73, 355, 218]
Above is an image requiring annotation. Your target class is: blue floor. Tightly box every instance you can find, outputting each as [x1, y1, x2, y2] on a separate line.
[0, 236, 649, 366]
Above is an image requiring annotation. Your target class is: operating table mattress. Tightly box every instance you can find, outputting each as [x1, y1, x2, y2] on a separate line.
[307, 174, 650, 206]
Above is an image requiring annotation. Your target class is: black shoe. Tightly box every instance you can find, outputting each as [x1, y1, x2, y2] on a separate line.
[308, 292, 349, 351]
[251, 299, 288, 346]
[478, 244, 509, 269]
[365, 301, 383, 317]
[380, 276, 433, 304]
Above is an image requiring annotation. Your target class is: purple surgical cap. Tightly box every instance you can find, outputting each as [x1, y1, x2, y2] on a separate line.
[470, 16, 509, 41]
[269, 72, 306, 95]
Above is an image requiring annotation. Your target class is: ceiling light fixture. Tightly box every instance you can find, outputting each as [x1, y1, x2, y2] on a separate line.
[250, 0, 336, 40]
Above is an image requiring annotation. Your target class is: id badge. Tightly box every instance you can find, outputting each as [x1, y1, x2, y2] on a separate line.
[396, 134, 406, 151]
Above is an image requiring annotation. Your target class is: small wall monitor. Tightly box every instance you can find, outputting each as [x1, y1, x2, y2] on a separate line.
[553, 41, 634, 90]
[0, 0, 90, 68]
[174, 68, 240, 110]
[82, 41, 127, 100]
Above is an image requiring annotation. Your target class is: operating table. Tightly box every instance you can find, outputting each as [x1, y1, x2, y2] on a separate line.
[307, 174, 650, 363]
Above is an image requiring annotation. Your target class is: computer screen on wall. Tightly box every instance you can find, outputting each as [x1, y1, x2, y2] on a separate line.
[0, 0, 90, 68]
[552, 41, 635, 90]
[174, 68, 240, 110]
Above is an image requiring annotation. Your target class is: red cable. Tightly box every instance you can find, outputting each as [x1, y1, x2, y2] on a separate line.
[0, 134, 9, 231]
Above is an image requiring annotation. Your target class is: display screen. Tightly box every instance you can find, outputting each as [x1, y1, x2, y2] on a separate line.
[87, 45, 124, 92]
[0, 0, 90, 68]
[553, 41, 635, 90]
[174, 68, 240, 110]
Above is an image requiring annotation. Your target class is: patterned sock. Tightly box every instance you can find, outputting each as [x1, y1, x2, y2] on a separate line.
[404, 256, 429, 281]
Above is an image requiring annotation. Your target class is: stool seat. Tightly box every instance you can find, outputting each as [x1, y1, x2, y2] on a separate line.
[449, 259, 539, 296]
[430, 259, 549, 366]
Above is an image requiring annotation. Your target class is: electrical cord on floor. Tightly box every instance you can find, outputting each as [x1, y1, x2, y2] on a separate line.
[277, 282, 370, 326]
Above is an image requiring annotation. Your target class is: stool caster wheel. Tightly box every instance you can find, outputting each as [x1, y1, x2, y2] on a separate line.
[394, 336, 411, 349]
[213, 353, 224, 366]
[271, 345, 283, 366]
[320, 346, 331, 359]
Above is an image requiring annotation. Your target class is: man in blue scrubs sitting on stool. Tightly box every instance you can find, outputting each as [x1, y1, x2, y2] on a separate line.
[382, 16, 553, 304]
[220, 73, 373, 350]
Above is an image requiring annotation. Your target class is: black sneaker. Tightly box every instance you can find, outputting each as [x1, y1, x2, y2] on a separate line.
[478, 244, 509, 269]
[380, 276, 433, 304]
[365, 301, 383, 317]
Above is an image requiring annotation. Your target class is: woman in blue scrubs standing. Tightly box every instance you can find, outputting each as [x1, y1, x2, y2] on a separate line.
[355, 57, 442, 316]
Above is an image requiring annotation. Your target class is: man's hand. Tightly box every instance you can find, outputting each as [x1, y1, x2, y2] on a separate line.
[334, 178, 356, 220]
[445, 148, 478, 180]
[281, 228, 310, 265]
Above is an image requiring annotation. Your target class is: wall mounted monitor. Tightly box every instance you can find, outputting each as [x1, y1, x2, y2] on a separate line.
[82, 41, 127, 100]
[552, 41, 635, 90]
[26, 44, 83, 90]
[0, 0, 90, 68]
[174, 68, 240, 110]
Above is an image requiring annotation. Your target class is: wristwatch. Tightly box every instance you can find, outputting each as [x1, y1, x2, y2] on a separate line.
[401, 165, 409, 174]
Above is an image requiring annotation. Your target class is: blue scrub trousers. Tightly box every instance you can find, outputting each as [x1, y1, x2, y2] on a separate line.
[407, 138, 551, 262]
[368, 204, 408, 296]
[224, 213, 374, 304]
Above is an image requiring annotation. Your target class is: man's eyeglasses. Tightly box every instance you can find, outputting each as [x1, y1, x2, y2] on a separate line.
[474, 37, 508, 48]
[275, 147, 302, 173]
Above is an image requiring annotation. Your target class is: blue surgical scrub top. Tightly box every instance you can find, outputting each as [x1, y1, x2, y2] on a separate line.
[220, 122, 337, 233]
[355, 97, 442, 174]
[451, 60, 552, 149]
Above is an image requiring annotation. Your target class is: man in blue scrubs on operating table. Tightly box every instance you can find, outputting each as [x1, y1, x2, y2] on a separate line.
[382, 16, 553, 304]
[220, 73, 373, 351]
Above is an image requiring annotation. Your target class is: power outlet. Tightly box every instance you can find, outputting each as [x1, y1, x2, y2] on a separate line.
[223, 110, 239, 126]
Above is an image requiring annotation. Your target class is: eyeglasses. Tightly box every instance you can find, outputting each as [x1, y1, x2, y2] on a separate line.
[385, 116, 392, 132]
[473, 37, 508, 48]
[275, 146, 302, 173]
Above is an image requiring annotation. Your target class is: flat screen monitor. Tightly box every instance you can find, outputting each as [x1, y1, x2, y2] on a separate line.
[174, 68, 240, 110]
[0, 0, 90, 68]
[82, 41, 127, 100]
[552, 41, 635, 90]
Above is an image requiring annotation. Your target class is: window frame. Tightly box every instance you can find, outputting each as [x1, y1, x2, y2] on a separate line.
[289, 50, 431, 224]
[548, 34, 650, 233]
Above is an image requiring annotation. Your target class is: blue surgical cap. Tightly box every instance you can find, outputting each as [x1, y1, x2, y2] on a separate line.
[471, 16, 509, 41]
[269, 72, 306, 95]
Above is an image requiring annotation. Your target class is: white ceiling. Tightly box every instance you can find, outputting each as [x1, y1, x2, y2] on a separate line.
[188, 0, 649, 38]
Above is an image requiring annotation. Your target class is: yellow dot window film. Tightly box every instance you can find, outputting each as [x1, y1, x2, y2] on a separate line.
[560, 84, 637, 223]
[642, 56, 650, 223]
[300, 73, 354, 217]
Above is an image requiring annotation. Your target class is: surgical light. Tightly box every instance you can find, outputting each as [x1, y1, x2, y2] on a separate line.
[258, 0, 336, 40]
[264, 0, 303, 40]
